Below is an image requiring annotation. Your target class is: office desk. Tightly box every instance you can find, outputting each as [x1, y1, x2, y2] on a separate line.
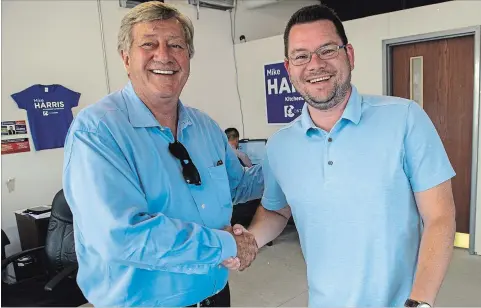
[14, 209, 51, 251]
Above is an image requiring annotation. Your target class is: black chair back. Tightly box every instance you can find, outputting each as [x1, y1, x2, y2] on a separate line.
[44, 189, 77, 275]
[1, 230, 10, 261]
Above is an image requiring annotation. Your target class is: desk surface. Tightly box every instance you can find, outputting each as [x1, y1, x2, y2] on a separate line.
[15, 206, 51, 220]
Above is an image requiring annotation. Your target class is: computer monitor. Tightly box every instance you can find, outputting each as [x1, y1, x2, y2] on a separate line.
[238, 139, 267, 166]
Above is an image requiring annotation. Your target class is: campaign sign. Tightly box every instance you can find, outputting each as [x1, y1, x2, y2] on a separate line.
[264, 62, 304, 124]
[2, 120, 27, 136]
[2, 138, 31, 155]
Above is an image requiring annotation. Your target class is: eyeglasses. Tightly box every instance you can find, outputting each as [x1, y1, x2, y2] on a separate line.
[168, 141, 202, 186]
[288, 44, 347, 66]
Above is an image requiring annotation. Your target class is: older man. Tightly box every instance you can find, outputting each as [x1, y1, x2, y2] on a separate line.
[232, 4, 456, 308]
[63, 2, 261, 307]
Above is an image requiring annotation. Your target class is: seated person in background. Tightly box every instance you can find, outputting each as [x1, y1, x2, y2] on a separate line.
[225, 127, 273, 246]
[225, 127, 253, 167]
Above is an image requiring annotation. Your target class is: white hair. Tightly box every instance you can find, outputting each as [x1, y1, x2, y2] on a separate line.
[117, 1, 195, 58]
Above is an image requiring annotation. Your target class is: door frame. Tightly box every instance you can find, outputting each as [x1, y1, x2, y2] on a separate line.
[382, 26, 481, 255]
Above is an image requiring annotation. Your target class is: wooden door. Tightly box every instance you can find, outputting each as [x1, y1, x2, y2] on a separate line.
[391, 35, 474, 243]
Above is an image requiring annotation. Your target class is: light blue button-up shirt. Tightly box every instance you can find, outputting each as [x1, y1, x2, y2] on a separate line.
[62, 82, 263, 307]
[262, 85, 455, 307]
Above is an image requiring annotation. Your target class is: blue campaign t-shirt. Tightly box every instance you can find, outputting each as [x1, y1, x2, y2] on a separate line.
[11, 84, 80, 151]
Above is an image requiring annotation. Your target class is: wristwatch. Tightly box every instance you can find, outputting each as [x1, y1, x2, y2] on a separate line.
[404, 299, 432, 308]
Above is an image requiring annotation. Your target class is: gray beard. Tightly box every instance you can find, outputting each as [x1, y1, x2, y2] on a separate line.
[303, 78, 352, 111]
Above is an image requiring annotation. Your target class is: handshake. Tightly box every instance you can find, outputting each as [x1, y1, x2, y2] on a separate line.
[222, 224, 258, 271]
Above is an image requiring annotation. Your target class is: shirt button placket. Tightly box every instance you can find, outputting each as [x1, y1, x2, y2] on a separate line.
[326, 135, 334, 180]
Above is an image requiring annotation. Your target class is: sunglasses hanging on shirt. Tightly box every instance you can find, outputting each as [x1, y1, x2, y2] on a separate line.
[168, 140, 202, 186]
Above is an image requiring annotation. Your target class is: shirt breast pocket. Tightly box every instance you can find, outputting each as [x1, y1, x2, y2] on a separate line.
[208, 165, 232, 209]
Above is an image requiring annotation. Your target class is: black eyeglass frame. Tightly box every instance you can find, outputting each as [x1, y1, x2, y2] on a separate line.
[287, 44, 347, 66]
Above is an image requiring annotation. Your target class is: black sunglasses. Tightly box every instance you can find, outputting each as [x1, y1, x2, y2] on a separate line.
[168, 141, 202, 186]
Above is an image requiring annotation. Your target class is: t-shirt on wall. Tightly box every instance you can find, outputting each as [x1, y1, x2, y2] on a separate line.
[11, 84, 80, 151]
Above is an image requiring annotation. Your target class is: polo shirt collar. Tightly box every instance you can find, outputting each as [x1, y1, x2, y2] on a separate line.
[300, 84, 362, 134]
[342, 85, 362, 125]
[122, 81, 192, 130]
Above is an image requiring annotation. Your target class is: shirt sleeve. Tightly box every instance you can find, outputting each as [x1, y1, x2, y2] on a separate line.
[261, 149, 288, 211]
[63, 127, 237, 274]
[223, 135, 264, 205]
[238, 150, 253, 168]
[64, 86, 81, 108]
[11, 88, 29, 110]
[403, 101, 456, 193]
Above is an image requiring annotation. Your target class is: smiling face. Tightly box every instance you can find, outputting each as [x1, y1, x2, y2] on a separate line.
[285, 20, 355, 111]
[121, 18, 190, 104]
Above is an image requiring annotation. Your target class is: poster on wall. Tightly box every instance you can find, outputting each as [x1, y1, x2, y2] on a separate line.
[2, 138, 31, 155]
[1, 120, 27, 136]
[264, 62, 304, 124]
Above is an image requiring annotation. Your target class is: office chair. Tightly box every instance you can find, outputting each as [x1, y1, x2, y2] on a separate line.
[1, 230, 10, 261]
[1, 189, 87, 307]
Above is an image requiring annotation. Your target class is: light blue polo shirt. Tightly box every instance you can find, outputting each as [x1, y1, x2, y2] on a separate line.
[262, 85, 455, 307]
[63, 81, 263, 306]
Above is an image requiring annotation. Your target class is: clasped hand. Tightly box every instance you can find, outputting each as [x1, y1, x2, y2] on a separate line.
[222, 224, 258, 271]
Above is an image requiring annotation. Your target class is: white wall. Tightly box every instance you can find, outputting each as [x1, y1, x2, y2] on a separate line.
[1, 0, 242, 254]
[234, 1, 481, 253]
[233, 0, 319, 44]
[1, 0, 108, 254]
[100, 0, 243, 130]
[235, 36, 286, 138]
